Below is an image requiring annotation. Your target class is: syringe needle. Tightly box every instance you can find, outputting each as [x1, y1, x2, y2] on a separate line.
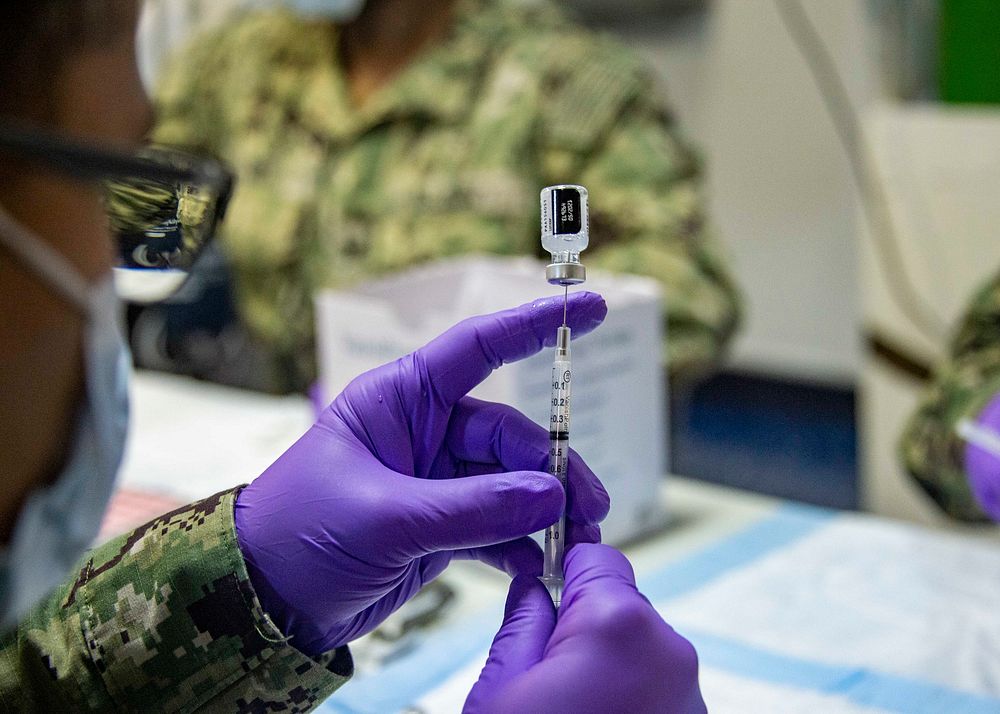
[563, 285, 568, 326]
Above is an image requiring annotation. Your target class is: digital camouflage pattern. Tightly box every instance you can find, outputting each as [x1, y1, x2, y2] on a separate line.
[0, 489, 352, 711]
[152, 0, 741, 392]
[899, 270, 1000, 521]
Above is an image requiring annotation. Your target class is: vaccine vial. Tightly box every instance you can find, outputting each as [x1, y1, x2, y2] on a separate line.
[540, 184, 588, 285]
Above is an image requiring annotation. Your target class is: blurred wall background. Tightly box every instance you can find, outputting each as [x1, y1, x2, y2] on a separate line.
[577, 1, 870, 511]
[140, 0, 869, 384]
[586, 0, 870, 384]
[136, 0, 870, 510]
[585, 1, 1000, 527]
[137, 0, 1000, 525]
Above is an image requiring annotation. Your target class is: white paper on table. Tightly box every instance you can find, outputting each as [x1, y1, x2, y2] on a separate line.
[117, 370, 314, 503]
[696, 668, 894, 714]
[662, 515, 1000, 698]
[409, 651, 896, 714]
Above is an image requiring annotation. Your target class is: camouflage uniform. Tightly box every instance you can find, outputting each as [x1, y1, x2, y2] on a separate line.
[152, 0, 742, 392]
[899, 271, 1000, 521]
[0, 489, 352, 711]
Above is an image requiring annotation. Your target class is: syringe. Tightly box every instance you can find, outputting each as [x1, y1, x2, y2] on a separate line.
[538, 184, 589, 608]
[540, 319, 572, 607]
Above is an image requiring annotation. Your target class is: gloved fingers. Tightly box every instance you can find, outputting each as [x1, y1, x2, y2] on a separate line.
[554, 543, 705, 712]
[452, 459, 605, 535]
[964, 435, 1000, 521]
[446, 397, 610, 525]
[566, 451, 610, 524]
[453, 536, 544, 577]
[465, 574, 555, 709]
[564, 543, 638, 587]
[414, 292, 606, 407]
[307, 381, 329, 418]
[417, 550, 454, 586]
[450, 524, 599, 578]
[565, 520, 601, 547]
[560, 543, 642, 610]
[397, 471, 564, 557]
[323, 553, 457, 650]
[544, 544, 656, 660]
[968, 465, 1000, 522]
[456, 460, 505, 478]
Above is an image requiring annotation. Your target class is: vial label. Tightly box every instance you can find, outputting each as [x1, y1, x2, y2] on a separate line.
[552, 187, 582, 234]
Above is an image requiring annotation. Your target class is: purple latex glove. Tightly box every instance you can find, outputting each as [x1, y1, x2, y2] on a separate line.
[465, 544, 706, 714]
[964, 392, 1000, 521]
[235, 293, 610, 655]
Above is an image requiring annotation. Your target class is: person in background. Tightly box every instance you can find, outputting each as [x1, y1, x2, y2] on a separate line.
[900, 270, 1000, 522]
[0, 1, 705, 710]
[146, 0, 742, 393]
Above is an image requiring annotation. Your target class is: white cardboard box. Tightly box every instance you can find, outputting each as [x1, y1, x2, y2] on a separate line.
[315, 256, 668, 545]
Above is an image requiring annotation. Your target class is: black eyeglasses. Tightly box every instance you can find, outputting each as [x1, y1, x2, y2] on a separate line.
[0, 121, 234, 303]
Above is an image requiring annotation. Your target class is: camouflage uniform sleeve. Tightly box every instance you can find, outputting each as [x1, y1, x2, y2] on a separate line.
[0, 489, 352, 712]
[536, 34, 742, 378]
[899, 271, 1000, 521]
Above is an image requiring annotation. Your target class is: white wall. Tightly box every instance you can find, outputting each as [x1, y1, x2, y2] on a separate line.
[859, 106, 1000, 525]
[138, 0, 264, 90]
[615, 0, 872, 384]
[141, 0, 873, 385]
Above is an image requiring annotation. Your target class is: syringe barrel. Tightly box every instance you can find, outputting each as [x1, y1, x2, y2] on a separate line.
[542, 331, 571, 589]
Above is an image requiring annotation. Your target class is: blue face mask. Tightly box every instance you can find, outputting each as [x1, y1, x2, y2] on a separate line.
[281, 0, 366, 21]
[0, 206, 129, 630]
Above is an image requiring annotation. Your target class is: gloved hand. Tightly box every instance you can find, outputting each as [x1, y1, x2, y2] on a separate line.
[964, 392, 1000, 521]
[235, 293, 610, 655]
[465, 544, 706, 714]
